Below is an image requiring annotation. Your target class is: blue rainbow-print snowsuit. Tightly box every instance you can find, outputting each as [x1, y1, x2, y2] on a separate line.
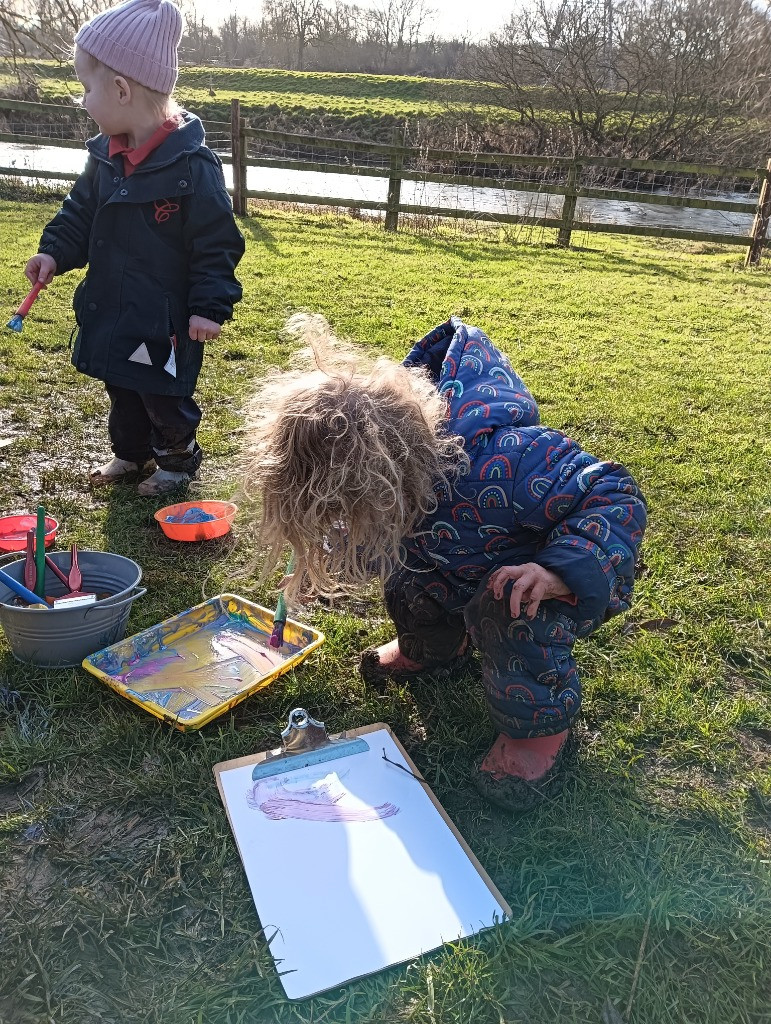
[388, 317, 647, 739]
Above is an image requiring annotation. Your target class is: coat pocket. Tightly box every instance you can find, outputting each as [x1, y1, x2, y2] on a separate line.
[165, 294, 203, 391]
[73, 278, 86, 327]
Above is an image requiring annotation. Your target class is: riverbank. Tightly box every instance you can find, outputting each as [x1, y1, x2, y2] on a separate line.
[1, 200, 770, 1024]
[0, 137, 758, 242]
[0, 61, 500, 144]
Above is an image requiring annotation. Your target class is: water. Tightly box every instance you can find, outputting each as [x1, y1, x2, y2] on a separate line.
[0, 140, 756, 237]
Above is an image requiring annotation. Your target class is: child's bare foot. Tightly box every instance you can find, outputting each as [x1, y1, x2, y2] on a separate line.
[474, 730, 576, 814]
[90, 456, 153, 486]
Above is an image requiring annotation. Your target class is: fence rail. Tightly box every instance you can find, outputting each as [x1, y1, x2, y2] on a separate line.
[0, 96, 768, 264]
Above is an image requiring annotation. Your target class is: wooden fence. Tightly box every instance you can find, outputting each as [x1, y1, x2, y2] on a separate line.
[1, 96, 769, 266]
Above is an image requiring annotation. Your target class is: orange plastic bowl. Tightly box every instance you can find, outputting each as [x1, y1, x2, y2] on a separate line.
[154, 500, 237, 542]
[0, 514, 59, 553]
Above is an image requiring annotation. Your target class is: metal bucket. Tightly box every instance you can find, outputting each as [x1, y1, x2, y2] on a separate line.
[0, 550, 146, 667]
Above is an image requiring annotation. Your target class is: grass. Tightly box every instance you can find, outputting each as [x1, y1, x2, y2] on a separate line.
[0, 61, 501, 124]
[4, 62, 754, 151]
[1, 60, 513, 144]
[0, 199, 770, 1024]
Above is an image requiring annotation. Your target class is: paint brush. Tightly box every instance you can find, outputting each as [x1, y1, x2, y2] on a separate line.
[24, 530, 36, 591]
[269, 551, 295, 649]
[0, 567, 51, 608]
[7, 281, 45, 333]
[34, 505, 46, 598]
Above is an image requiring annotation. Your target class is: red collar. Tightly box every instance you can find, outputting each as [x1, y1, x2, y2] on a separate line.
[109, 115, 182, 175]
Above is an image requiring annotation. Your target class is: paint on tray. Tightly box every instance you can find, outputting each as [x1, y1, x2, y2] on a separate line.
[118, 617, 290, 721]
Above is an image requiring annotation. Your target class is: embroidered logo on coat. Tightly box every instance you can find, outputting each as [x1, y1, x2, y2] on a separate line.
[154, 199, 180, 223]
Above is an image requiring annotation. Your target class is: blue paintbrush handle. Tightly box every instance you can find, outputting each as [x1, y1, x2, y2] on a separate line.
[0, 567, 50, 607]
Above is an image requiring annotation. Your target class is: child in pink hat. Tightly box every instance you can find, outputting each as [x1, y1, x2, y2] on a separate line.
[23, 0, 245, 496]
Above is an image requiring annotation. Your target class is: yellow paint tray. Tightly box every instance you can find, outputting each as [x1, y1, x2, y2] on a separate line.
[82, 593, 324, 732]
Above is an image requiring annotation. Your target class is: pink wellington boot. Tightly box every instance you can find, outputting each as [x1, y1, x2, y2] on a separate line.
[474, 730, 576, 813]
[359, 636, 471, 688]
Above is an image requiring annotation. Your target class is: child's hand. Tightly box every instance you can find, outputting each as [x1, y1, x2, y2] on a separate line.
[25, 254, 57, 286]
[188, 315, 221, 342]
[489, 562, 574, 620]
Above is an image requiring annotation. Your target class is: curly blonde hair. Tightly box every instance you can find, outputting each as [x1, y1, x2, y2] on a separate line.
[240, 314, 467, 601]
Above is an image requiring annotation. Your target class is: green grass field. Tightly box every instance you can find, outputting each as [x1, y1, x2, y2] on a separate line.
[1, 61, 734, 146]
[0, 200, 770, 1024]
[1, 61, 498, 124]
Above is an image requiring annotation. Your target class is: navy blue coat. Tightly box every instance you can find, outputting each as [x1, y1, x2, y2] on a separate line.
[403, 317, 647, 628]
[38, 112, 245, 396]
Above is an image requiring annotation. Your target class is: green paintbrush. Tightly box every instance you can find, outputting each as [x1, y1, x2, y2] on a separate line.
[34, 505, 46, 598]
[269, 551, 296, 648]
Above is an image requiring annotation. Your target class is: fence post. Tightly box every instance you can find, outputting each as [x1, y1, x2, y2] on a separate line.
[230, 98, 247, 216]
[385, 127, 404, 233]
[745, 159, 771, 267]
[558, 161, 581, 247]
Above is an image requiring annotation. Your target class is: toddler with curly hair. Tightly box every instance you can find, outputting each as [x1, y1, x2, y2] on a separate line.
[243, 314, 647, 813]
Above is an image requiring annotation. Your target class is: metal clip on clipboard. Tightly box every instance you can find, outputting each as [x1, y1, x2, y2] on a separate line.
[251, 708, 370, 781]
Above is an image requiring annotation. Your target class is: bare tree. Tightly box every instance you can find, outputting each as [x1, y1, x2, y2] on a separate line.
[265, 0, 324, 70]
[219, 14, 267, 66]
[1, 1, 38, 65]
[473, 0, 771, 159]
[321, 0, 362, 42]
[1, 0, 104, 95]
[364, 0, 432, 71]
[33, 0, 102, 50]
[180, 3, 218, 63]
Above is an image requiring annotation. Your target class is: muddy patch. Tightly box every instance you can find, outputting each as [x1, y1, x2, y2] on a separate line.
[40, 805, 172, 858]
[1, 847, 59, 901]
[0, 767, 46, 816]
[1, 804, 173, 906]
[737, 726, 771, 769]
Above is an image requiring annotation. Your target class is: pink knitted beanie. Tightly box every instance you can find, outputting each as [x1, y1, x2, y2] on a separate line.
[75, 0, 182, 95]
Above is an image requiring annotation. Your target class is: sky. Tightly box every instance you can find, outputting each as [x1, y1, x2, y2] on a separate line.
[190, 0, 515, 41]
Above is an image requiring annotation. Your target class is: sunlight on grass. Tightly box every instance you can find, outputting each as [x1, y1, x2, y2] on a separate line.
[0, 61, 504, 123]
[0, 200, 769, 1024]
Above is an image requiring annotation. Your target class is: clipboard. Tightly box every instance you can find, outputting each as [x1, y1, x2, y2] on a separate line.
[214, 709, 512, 1000]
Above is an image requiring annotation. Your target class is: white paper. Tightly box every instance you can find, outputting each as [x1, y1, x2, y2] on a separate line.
[163, 340, 177, 378]
[217, 729, 507, 999]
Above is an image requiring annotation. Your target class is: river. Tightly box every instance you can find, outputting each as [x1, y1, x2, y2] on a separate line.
[0, 140, 757, 237]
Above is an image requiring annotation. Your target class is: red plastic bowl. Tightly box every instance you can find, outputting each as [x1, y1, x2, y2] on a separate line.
[0, 514, 59, 553]
[154, 500, 237, 542]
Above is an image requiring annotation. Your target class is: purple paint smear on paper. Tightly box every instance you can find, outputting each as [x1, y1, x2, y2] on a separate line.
[247, 777, 399, 823]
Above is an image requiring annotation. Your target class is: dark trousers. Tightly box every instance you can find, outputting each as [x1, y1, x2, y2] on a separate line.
[384, 560, 601, 740]
[105, 385, 203, 474]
